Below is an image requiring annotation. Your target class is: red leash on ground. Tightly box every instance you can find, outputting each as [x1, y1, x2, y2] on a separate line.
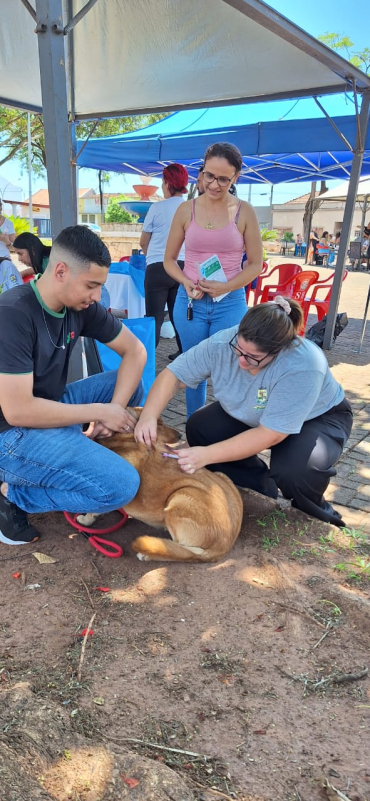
[63, 510, 127, 558]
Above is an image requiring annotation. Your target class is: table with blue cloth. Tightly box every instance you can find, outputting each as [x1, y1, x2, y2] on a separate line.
[106, 261, 145, 318]
[98, 261, 155, 401]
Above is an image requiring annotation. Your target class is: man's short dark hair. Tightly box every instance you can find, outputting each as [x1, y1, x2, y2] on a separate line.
[52, 225, 111, 270]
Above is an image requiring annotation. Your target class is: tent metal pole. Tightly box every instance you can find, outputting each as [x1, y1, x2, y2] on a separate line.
[356, 194, 369, 270]
[312, 97, 353, 151]
[64, 0, 99, 33]
[323, 90, 370, 350]
[35, 0, 75, 237]
[20, 0, 37, 21]
[355, 279, 370, 354]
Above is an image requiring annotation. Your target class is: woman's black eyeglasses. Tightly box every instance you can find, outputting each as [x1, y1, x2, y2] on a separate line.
[203, 171, 236, 188]
[229, 335, 273, 366]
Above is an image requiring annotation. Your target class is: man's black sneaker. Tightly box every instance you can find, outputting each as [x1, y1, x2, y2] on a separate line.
[168, 350, 181, 361]
[0, 490, 40, 546]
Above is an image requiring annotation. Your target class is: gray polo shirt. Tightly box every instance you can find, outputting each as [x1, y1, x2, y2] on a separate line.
[167, 326, 344, 434]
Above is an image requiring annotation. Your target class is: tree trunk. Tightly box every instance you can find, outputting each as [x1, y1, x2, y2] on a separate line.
[303, 181, 328, 262]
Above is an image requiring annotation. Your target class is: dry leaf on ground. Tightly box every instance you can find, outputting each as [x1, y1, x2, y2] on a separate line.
[32, 552, 57, 564]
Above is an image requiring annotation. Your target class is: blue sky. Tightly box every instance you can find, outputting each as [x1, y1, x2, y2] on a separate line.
[1, 0, 368, 207]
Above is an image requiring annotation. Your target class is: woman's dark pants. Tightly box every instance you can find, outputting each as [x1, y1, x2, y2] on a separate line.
[144, 260, 184, 351]
[186, 400, 353, 527]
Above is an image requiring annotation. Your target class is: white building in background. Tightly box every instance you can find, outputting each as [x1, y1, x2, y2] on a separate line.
[271, 179, 370, 240]
[0, 175, 23, 211]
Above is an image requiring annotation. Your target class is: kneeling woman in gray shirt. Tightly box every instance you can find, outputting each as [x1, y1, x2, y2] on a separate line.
[135, 297, 352, 527]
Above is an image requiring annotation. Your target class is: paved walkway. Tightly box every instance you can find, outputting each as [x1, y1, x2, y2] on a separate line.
[156, 258, 370, 532]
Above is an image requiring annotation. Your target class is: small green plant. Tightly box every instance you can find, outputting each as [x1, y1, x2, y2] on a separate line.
[316, 599, 342, 617]
[342, 527, 368, 550]
[260, 227, 279, 243]
[260, 227, 279, 260]
[262, 533, 279, 551]
[7, 215, 38, 235]
[334, 556, 370, 580]
[282, 230, 294, 242]
[291, 546, 307, 558]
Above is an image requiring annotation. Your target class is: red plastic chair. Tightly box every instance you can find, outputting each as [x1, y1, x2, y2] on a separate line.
[253, 263, 302, 305]
[302, 270, 348, 322]
[119, 256, 130, 262]
[245, 261, 268, 304]
[260, 270, 319, 333]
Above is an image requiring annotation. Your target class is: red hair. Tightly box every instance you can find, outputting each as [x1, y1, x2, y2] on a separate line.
[163, 163, 188, 196]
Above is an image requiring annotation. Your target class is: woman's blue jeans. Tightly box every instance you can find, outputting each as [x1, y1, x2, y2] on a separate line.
[173, 285, 247, 416]
[0, 371, 144, 515]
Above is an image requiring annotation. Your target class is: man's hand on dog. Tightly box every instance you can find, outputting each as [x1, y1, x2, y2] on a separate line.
[174, 446, 208, 474]
[85, 404, 137, 439]
[134, 415, 158, 448]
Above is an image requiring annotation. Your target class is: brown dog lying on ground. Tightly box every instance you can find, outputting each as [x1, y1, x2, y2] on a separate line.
[77, 408, 243, 563]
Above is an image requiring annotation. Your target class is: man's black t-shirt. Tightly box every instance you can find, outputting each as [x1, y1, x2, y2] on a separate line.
[0, 278, 122, 433]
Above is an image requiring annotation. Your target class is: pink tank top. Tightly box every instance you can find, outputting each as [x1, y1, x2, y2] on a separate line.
[184, 199, 244, 282]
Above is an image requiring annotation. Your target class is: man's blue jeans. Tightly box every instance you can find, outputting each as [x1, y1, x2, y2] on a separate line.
[173, 285, 247, 416]
[0, 371, 144, 515]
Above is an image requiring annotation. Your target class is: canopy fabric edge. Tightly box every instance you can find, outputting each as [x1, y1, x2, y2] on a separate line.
[72, 86, 360, 122]
[223, 0, 370, 91]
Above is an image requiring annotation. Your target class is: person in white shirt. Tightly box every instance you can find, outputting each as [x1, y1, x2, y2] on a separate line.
[140, 164, 188, 358]
[0, 200, 16, 259]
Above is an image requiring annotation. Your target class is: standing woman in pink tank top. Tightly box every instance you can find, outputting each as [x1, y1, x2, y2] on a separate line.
[164, 142, 263, 417]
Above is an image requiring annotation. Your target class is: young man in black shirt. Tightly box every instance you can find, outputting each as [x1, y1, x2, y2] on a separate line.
[0, 225, 147, 545]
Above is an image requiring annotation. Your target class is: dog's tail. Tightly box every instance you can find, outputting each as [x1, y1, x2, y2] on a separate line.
[131, 535, 207, 562]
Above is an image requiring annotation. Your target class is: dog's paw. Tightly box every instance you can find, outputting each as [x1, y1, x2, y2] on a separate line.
[76, 513, 99, 526]
[136, 552, 150, 561]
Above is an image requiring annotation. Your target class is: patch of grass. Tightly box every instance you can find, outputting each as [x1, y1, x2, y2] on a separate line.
[291, 545, 307, 558]
[262, 533, 280, 551]
[334, 555, 370, 581]
[257, 509, 289, 530]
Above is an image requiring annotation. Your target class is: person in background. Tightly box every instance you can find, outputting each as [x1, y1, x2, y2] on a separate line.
[294, 233, 303, 257]
[364, 221, 370, 250]
[197, 164, 205, 196]
[13, 232, 51, 280]
[140, 164, 189, 360]
[163, 141, 262, 417]
[135, 297, 352, 528]
[308, 227, 319, 265]
[0, 200, 16, 259]
[0, 255, 23, 294]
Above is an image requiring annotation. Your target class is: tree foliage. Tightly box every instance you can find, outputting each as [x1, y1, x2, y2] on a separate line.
[0, 110, 167, 177]
[318, 33, 370, 74]
[104, 198, 135, 224]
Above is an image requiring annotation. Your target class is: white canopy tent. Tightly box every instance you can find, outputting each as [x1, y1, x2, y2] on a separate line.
[2, 0, 370, 117]
[323, 177, 370, 203]
[1, 0, 370, 346]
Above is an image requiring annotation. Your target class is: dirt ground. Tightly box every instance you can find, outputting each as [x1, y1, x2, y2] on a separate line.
[1, 489, 369, 801]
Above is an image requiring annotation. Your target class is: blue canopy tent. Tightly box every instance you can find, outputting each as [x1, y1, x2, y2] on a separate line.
[77, 95, 370, 185]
